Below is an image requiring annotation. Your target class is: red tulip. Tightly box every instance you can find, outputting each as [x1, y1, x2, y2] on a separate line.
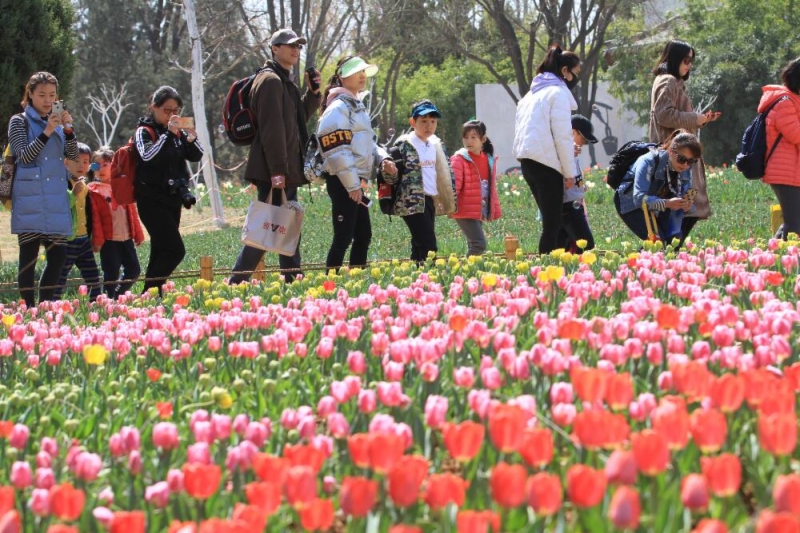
[773, 474, 800, 515]
[0, 487, 14, 515]
[567, 464, 607, 508]
[367, 432, 405, 474]
[518, 427, 553, 468]
[690, 408, 728, 453]
[347, 434, 370, 468]
[442, 421, 485, 462]
[710, 374, 744, 413]
[656, 304, 680, 329]
[692, 519, 729, 533]
[110, 511, 146, 533]
[339, 476, 377, 518]
[232, 504, 267, 533]
[755, 510, 800, 533]
[182, 463, 221, 500]
[49, 483, 85, 521]
[573, 410, 612, 450]
[651, 397, 690, 450]
[298, 498, 334, 532]
[605, 372, 634, 411]
[608, 486, 641, 530]
[388, 455, 429, 508]
[559, 319, 586, 340]
[490, 462, 528, 508]
[283, 443, 326, 473]
[0, 511, 21, 532]
[759, 413, 797, 456]
[285, 466, 317, 509]
[571, 366, 607, 403]
[669, 362, 713, 402]
[424, 474, 468, 510]
[488, 404, 526, 453]
[527, 472, 563, 516]
[701, 454, 741, 497]
[46, 525, 78, 533]
[631, 430, 670, 476]
[681, 474, 709, 511]
[245, 481, 282, 516]
[252, 453, 289, 485]
[389, 527, 423, 533]
[456, 510, 501, 533]
[743, 369, 779, 409]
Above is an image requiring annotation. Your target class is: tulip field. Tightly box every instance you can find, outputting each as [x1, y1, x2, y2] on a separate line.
[0, 168, 799, 532]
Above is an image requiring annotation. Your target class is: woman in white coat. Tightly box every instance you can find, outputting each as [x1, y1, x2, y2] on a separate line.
[513, 45, 582, 253]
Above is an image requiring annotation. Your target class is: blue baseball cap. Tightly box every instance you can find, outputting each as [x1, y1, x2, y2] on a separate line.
[411, 101, 442, 119]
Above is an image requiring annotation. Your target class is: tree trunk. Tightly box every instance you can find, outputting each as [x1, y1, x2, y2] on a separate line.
[183, 0, 227, 228]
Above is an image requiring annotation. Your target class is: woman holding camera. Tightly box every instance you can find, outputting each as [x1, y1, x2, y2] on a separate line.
[135, 85, 203, 296]
[317, 56, 396, 271]
[8, 72, 77, 307]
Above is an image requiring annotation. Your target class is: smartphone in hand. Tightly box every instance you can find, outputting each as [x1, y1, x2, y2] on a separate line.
[682, 188, 698, 202]
[51, 101, 65, 115]
[176, 117, 195, 130]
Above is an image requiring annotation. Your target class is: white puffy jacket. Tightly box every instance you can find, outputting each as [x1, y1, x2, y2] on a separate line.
[317, 91, 389, 192]
[512, 77, 578, 180]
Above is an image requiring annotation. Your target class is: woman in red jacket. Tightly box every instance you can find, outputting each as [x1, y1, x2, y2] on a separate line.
[450, 120, 502, 255]
[761, 57, 800, 238]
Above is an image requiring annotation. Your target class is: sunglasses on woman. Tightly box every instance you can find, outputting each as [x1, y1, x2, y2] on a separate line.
[672, 149, 698, 166]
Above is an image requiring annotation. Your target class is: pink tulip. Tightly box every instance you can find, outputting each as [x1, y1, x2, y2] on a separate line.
[109, 433, 126, 457]
[189, 409, 210, 430]
[550, 382, 574, 405]
[128, 450, 142, 474]
[298, 415, 317, 439]
[323, 475, 337, 494]
[317, 396, 337, 418]
[153, 422, 179, 450]
[343, 376, 362, 398]
[280, 408, 299, 430]
[605, 450, 637, 485]
[167, 469, 184, 492]
[551, 403, 577, 426]
[245, 422, 268, 447]
[73, 451, 102, 481]
[384, 360, 404, 381]
[327, 413, 350, 439]
[357, 390, 377, 413]
[187, 442, 211, 465]
[233, 414, 250, 435]
[145, 481, 171, 508]
[93, 506, 114, 527]
[9, 424, 29, 449]
[453, 366, 475, 388]
[424, 395, 448, 430]
[347, 350, 366, 374]
[40, 437, 58, 457]
[211, 414, 232, 441]
[192, 420, 215, 443]
[10, 461, 32, 489]
[35, 467, 55, 489]
[98, 488, 114, 504]
[420, 362, 439, 382]
[29, 488, 50, 516]
[120, 426, 141, 452]
[35, 452, 52, 469]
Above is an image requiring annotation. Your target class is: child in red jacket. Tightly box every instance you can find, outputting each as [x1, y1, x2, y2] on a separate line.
[87, 147, 144, 299]
[449, 120, 502, 255]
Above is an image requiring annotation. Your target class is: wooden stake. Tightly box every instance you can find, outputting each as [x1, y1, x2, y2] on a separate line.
[504, 235, 520, 260]
[253, 258, 266, 282]
[200, 256, 213, 282]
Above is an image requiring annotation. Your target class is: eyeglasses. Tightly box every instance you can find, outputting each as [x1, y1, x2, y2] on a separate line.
[682, 57, 694, 66]
[672, 150, 698, 166]
[162, 107, 182, 115]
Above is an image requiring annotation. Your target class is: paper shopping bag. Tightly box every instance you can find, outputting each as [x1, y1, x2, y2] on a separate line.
[241, 190, 303, 256]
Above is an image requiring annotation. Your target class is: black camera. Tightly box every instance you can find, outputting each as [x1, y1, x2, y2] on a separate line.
[167, 178, 197, 209]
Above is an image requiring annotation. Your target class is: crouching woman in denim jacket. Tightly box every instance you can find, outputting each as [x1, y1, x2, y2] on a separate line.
[614, 131, 702, 245]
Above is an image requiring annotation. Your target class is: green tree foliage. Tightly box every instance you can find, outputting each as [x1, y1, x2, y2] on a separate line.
[605, 0, 800, 165]
[0, 0, 75, 141]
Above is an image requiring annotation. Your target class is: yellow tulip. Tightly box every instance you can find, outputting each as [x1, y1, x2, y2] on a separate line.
[83, 344, 107, 366]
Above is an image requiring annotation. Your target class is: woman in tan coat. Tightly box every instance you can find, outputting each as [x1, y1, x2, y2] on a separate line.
[649, 40, 720, 239]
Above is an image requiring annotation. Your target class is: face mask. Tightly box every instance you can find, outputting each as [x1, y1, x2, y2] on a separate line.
[565, 73, 579, 90]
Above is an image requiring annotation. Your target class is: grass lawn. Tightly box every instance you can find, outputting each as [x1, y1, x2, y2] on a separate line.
[0, 166, 778, 300]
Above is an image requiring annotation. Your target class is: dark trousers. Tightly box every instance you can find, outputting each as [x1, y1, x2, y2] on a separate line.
[521, 159, 565, 254]
[681, 217, 699, 242]
[558, 202, 595, 252]
[18, 237, 67, 307]
[326, 176, 371, 269]
[771, 184, 800, 239]
[614, 192, 683, 245]
[402, 195, 437, 262]
[55, 236, 101, 300]
[137, 200, 185, 296]
[100, 239, 141, 299]
[231, 183, 302, 284]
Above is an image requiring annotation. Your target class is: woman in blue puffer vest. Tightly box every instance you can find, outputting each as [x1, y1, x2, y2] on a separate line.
[7, 72, 77, 307]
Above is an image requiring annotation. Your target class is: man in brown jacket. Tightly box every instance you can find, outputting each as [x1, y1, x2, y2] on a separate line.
[230, 28, 322, 283]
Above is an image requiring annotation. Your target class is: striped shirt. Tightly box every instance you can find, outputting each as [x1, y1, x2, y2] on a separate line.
[135, 126, 203, 162]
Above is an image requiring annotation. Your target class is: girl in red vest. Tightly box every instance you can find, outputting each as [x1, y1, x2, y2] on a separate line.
[449, 120, 502, 255]
[87, 147, 144, 299]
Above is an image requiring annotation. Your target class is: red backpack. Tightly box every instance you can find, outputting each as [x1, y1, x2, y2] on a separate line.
[110, 126, 155, 205]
